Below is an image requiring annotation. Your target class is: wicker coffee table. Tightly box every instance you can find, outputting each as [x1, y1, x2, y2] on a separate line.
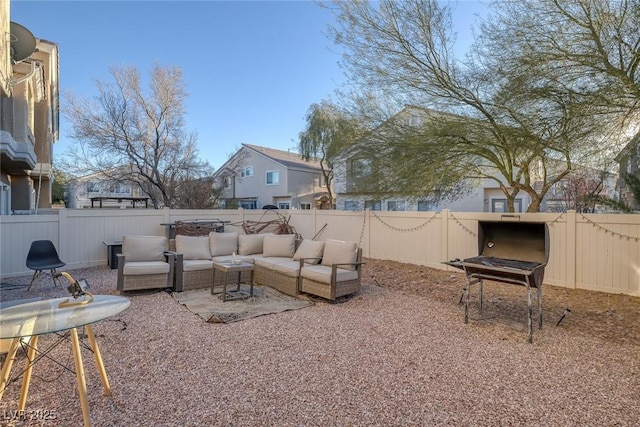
[212, 261, 255, 302]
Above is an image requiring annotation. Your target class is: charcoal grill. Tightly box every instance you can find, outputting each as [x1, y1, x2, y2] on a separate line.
[445, 217, 550, 343]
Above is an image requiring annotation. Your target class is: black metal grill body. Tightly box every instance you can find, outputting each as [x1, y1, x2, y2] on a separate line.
[445, 220, 550, 343]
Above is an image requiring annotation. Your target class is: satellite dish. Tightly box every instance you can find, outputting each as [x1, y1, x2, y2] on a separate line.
[9, 21, 37, 63]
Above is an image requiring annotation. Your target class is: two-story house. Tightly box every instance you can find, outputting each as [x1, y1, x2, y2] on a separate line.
[333, 106, 532, 212]
[214, 144, 332, 210]
[616, 131, 640, 210]
[65, 172, 149, 209]
[1, 5, 59, 215]
[334, 106, 623, 213]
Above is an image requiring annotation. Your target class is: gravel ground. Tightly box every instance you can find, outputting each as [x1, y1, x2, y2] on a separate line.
[0, 260, 638, 427]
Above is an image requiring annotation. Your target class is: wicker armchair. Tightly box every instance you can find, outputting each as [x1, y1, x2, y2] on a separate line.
[116, 235, 175, 292]
[299, 240, 364, 301]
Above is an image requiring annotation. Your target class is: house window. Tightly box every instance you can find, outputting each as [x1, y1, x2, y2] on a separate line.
[350, 158, 371, 178]
[114, 183, 130, 194]
[278, 202, 290, 209]
[404, 114, 422, 127]
[300, 203, 311, 210]
[417, 200, 433, 211]
[344, 200, 359, 210]
[240, 199, 257, 209]
[87, 182, 100, 193]
[387, 200, 406, 211]
[223, 176, 232, 188]
[364, 200, 381, 211]
[240, 166, 254, 177]
[266, 170, 279, 185]
[491, 198, 522, 213]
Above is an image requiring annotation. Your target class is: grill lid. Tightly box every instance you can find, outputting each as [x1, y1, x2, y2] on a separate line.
[478, 221, 549, 265]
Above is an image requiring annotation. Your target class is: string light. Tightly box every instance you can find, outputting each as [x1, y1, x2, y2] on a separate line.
[371, 210, 439, 233]
[580, 214, 640, 242]
[361, 210, 639, 243]
[547, 213, 564, 226]
[358, 210, 367, 247]
[448, 211, 477, 237]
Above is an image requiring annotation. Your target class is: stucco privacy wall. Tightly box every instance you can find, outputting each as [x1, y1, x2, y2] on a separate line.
[0, 208, 638, 296]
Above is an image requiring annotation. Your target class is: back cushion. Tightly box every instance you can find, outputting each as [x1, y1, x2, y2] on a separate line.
[263, 234, 296, 258]
[175, 235, 211, 260]
[123, 235, 167, 262]
[238, 233, 269, 255]
[321, 240, 358, 270]
[293, 239, 325, 263]
[209, 232, 238, 256]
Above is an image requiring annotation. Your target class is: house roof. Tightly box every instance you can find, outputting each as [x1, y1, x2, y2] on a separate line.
[242, 143, 322, 170]
[615, 131, 640, 161]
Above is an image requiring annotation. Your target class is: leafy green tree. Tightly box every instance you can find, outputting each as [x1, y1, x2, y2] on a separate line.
[51, 168, 71, 205]
[328, 0, 634, 212]
[298, 101, 364, 208]
[479, 0, 640, 116]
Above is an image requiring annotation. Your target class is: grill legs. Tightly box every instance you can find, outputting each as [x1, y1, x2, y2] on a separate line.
[463, 276, 482, 324]
[463, 273, 543, 343]
[525, 277, 543, 343]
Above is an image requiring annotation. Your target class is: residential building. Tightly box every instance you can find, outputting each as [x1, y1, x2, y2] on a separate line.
[1, 5, 59, 215]
[65, 172, 149, 209]
[333, 106, 532, 212]
[616, 131, 640, 210]
[334, 106, 620, 213]
[213, 143, 332, 209]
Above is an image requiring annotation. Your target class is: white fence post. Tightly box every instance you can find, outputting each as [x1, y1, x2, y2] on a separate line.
[441, 209, 450, 265]
[566, 210, 577, 289]
[58, 208, 67, 259]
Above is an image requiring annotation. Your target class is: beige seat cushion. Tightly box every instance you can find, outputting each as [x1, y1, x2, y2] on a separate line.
[263, 234, 296, 258]
[320, 240, 358, 271]
[254, 257, 293, 270]
[123, 261, 170, 275]
[123, 235, 167, 262]
[271, 259, 301, 278]
[175, 235, 211, 260]
[238, 233, 269, 255]
[300, 265, 359, 284]
[293, 240, 325, 264]
[209, 232, 238, 256]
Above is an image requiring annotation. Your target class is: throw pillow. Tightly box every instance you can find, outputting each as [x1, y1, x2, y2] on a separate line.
[209, 232, 238, 256]
[320, 239, 358, 270]
[175, 235, 211, 260]
[263, 234, 296, 258]
[293, 239, 325, 263]
[238, 233, 269, 255]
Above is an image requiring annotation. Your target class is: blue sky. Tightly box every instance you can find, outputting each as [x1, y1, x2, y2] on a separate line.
[11, 0, 488, 170]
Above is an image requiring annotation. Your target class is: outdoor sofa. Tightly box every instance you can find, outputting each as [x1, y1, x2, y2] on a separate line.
[170, 231, 363, 301]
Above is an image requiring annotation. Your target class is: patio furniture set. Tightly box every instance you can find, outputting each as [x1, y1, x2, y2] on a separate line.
[115, 232, 364, 302]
